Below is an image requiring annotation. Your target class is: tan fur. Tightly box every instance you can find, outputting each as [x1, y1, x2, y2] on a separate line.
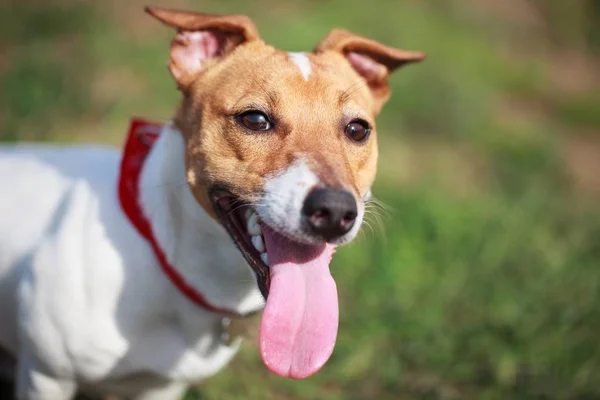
[145, 7, 424, 219]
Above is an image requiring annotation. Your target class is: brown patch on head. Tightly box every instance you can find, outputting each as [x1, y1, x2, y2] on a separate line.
[147, 8, 425, 215]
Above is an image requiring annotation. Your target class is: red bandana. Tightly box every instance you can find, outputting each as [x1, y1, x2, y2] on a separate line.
[118, 118, 236, 315]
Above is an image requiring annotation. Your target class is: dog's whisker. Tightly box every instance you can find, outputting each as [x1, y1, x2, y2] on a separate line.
[340, 79, 368, 103]
[367, 196, 394, 213]
[362, 211, 387, 242]
[365, 205, 391, 220]
[361, 219, 375, 239]
[366, 208, 387, 223]
[365, 208, 385, 223]
[226, 202, 261, 218]
[364, 206, 388, 218]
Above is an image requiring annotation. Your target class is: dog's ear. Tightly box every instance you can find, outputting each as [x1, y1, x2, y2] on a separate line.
[315, 29, 425, 113]
[146, 7, 260, 89]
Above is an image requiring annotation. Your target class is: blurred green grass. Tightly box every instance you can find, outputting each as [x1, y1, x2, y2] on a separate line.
[2, 0, 600, 399]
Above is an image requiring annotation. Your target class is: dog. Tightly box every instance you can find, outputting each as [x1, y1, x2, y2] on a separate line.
[0, 6, 424, 399]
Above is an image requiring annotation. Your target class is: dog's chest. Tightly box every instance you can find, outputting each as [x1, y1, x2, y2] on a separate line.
[92, 310, 243, 393]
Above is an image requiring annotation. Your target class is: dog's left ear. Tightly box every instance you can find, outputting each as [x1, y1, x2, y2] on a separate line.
[315, 29, 425, 113]
[146, 7, 260, 89]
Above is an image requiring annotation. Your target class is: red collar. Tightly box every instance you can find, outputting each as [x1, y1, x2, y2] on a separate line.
[118, 118, 237, 316]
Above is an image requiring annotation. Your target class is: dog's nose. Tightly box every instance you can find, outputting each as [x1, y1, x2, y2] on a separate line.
[302, 188, 358, 241]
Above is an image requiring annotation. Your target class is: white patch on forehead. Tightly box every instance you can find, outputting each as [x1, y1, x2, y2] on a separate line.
[288, 52, 312, 81]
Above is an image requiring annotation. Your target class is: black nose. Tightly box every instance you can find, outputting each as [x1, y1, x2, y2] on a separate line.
[302, 188, 358, 241]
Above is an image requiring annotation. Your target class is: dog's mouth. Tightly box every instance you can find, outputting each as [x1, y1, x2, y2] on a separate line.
[210, 189, 270, 299]
[210, 188, 340, 379]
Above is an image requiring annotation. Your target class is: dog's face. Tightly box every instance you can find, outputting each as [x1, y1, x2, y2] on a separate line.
[186, 43, 379, 244]
[147, 7, 424, 297]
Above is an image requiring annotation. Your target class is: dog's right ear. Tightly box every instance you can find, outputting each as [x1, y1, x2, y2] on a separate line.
[145, 7, 260, 89]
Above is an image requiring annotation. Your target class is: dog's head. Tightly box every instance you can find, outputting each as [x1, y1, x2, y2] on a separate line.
[147, 6, 424, 378]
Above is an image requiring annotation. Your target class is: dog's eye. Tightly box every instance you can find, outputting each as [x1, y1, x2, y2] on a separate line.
[238, 111, 272, 132]
[345, 119, 371, 143]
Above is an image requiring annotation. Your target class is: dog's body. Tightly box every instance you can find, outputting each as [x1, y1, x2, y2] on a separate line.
[0, 7, 423, 399]
[0, 127, 262, 398]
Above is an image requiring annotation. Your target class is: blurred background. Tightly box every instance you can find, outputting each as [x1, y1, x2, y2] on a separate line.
[2, 0, 600, 399]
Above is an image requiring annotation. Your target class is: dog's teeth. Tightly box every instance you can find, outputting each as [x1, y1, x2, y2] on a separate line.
[260, 252, 269, 266]
[244, 209, 252, 220]
[251, 235, 265, 253]
[247, 212, 261, 236]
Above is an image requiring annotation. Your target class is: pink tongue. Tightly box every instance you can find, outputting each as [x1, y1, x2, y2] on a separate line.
[259, 227, 339, 379]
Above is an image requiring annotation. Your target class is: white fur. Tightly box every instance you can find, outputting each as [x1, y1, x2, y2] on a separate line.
[288, 52, 312, 80]
[0, 123, 263, 399]
[342, 193, 365, 246]
[257, 159, 319, 243]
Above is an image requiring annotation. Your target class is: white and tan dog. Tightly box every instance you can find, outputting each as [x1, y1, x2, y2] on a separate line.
[0, 6, 424, 399]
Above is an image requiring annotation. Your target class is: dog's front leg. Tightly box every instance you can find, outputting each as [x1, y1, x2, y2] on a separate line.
[16, 350, 76, 400]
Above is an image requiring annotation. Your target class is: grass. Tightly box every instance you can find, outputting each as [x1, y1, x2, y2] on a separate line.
[2, 0, 600, 399]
